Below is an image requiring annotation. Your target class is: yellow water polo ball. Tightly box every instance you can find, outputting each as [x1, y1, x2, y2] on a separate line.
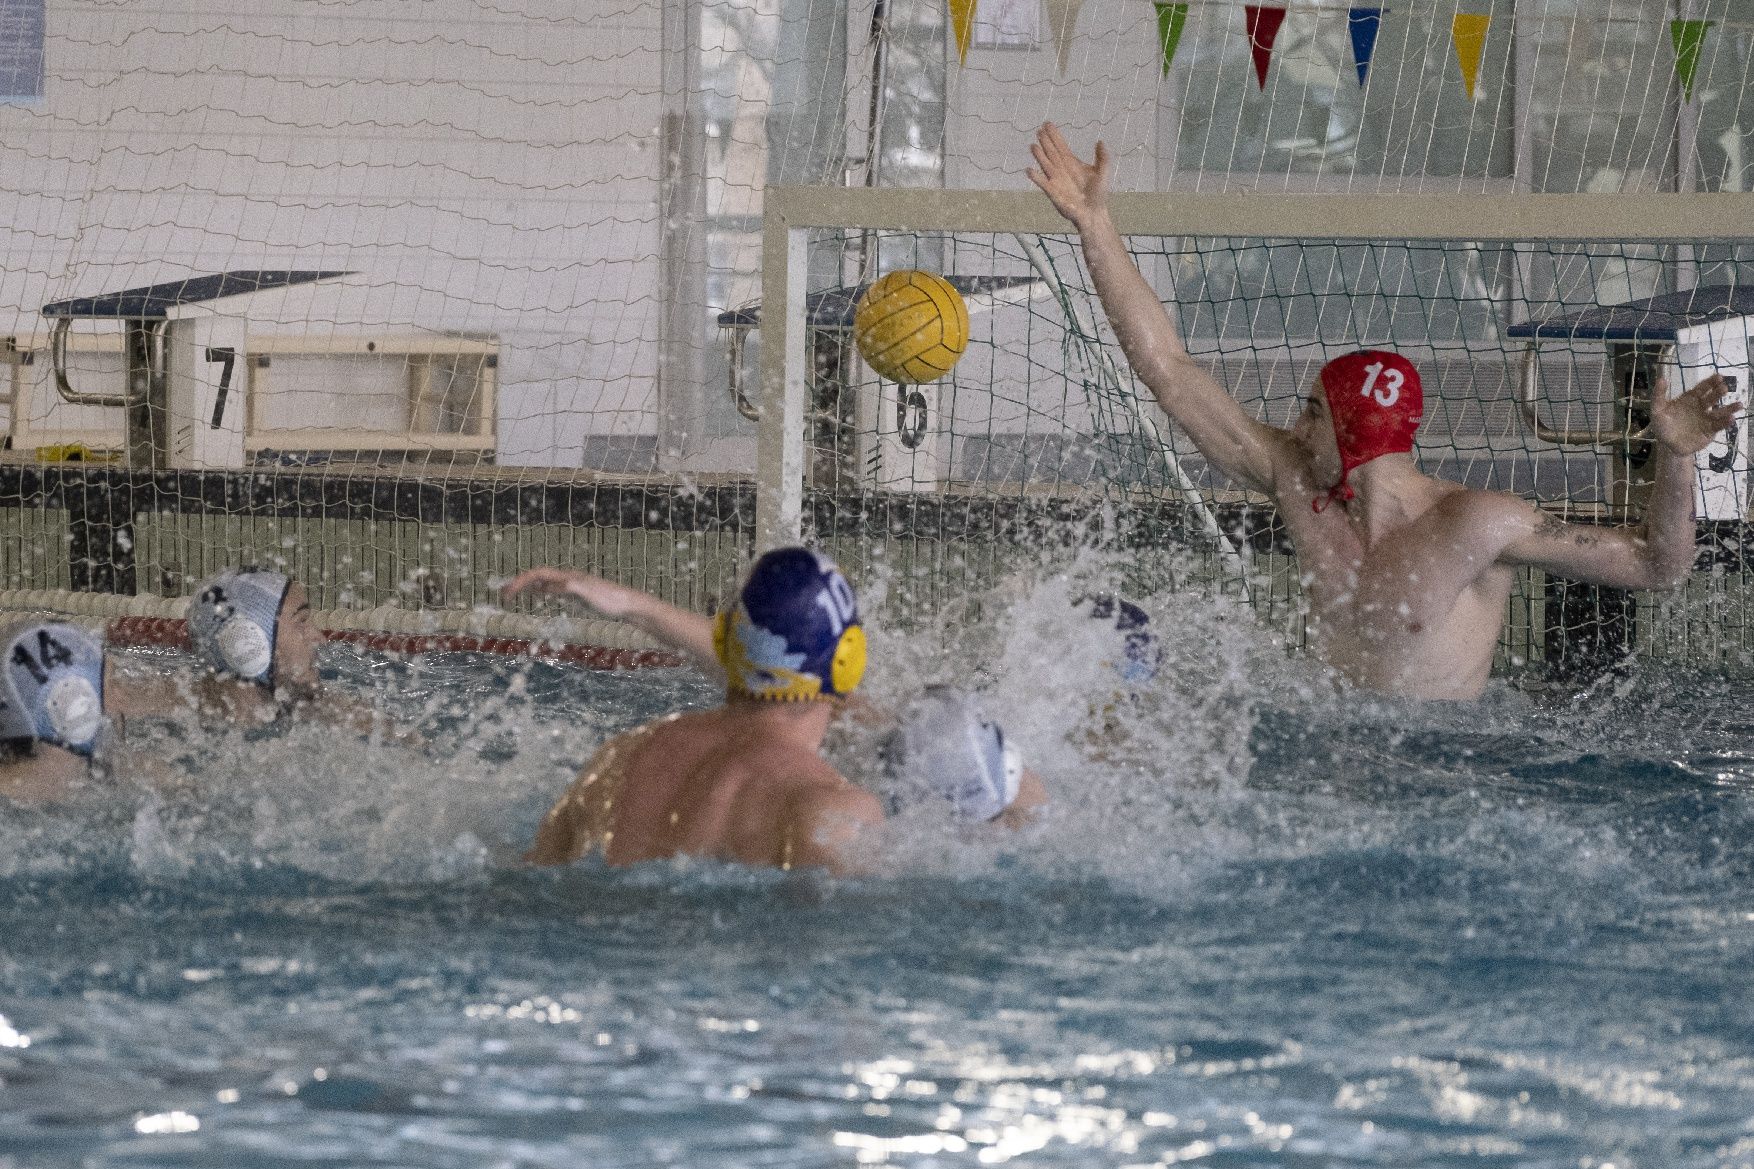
[852, 270, 970, 384]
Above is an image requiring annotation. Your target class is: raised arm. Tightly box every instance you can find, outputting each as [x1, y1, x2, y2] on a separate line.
[1500, 374, 1738, 589]
[1027, 123, 1284, 491]
[502, 567, 722, 680]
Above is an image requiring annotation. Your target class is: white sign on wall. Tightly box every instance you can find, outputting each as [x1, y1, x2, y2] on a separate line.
[165, 311, 249, 470]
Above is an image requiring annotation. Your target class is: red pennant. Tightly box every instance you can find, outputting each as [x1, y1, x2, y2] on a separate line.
[1244, 5, 1288, 89]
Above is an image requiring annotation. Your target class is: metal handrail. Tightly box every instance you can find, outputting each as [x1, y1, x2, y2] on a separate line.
[1516, 341, 1645, 446]
[724, 327, 760, 421]
[48, 317, 134, 407]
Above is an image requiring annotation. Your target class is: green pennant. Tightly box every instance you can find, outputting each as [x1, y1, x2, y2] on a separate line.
[1154, 2, 1189, 77]
[1670, 19, 1714, 102]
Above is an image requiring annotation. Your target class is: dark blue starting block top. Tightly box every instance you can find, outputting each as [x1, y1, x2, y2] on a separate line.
[1507, 285, 1754, 343]
[716, 274, 1042, 330]
[42, 270, 352, 319]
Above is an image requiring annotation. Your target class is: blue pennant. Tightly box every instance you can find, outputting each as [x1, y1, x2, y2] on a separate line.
[1348, 6, 1383, 85]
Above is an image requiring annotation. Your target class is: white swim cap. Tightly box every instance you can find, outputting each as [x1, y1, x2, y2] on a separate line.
[0, 620, 106, 756]
[186, 568, 290, 684]
[889, 687, 1023, 823]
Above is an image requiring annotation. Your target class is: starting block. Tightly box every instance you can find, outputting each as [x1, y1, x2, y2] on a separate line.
[41, 270, 349, 470]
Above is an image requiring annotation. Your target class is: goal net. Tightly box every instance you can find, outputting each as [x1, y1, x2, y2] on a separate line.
[757, 187, 1754, 673]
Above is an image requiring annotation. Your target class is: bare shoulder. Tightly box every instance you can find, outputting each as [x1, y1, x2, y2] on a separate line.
[790, 780, 883, 824]
[781, 775, 884, 874]
[1436, 483, 1538, 518]
[523, 713, 691, 866]
[1425, 486, 1650, 580]
[1422, 484, 1547, 539]
[1256, 426, 1313, 492]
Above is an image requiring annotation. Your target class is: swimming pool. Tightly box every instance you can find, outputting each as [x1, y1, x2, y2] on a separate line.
[4, 587, 1754, 1168]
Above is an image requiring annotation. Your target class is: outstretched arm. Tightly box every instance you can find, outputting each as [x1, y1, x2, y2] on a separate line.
[502, 568, 723, 680]
[1501, 374, 1738, 589]
[1027, 123, 1284, 491]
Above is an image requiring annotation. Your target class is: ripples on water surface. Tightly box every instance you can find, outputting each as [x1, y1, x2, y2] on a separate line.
[6, 583, 1754, 1168]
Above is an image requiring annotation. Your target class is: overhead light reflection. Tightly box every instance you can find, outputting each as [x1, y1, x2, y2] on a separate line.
[134, 1111, 200, 1135]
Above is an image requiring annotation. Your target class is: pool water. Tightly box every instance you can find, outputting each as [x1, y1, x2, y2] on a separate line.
[5, 583, 1754, 1168]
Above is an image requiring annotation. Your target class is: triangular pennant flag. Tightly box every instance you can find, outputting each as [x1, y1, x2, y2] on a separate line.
[1452, 13, 1491, 101]
[1244, 6, 1288, 90]
[1670, 19, 1714, 102]
[949, 0, 977, 65]
[1348, 7, 1382, 86]
[1043, 0, 1086, 74]
[1155, 2, 1189, 77]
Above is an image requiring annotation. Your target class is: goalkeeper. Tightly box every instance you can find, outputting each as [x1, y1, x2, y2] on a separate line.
[1028, 122, 1739, 701]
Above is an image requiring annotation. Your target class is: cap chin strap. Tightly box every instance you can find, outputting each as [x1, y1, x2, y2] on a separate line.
[1312, 477, 1355, 513]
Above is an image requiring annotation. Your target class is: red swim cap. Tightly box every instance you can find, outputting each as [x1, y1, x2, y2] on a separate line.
[1314, 349, 1423, 511]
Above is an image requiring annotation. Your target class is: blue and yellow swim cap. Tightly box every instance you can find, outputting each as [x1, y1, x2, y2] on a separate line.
[186, 568, 290, 685]
[713, 548, 866, 702]
[0, 620, 106, 756]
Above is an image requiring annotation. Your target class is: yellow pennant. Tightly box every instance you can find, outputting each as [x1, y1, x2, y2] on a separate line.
[1044, 0, 1087, 74]
[1452, 13, 1491, 101]
[949, 0, 978, 64]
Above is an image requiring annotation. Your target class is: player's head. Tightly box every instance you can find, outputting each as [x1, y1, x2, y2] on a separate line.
[0, 620, 107, 758]
[713, 547, 866, 702]
[186, 568, 295, 687]
[1304, 349, 1423, 511]
[882, 687, 1023, 823]
[1076, 594, 1162, 690]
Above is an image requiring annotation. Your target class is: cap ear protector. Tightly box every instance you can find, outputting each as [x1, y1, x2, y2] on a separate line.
[714, 548, 865, 702]
[830, 624, 867, 695]
[186, 568, 290, 686]
[215, 613, 274, 679]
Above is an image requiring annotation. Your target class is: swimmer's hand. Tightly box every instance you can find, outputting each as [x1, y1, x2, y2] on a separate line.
[1027, 122, 1111, 229]
[1652, 373, 1743, 457]
[501, 567, 645, 619]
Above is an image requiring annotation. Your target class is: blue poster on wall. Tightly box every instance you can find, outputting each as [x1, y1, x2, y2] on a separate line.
[0, 0, 44, 101]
